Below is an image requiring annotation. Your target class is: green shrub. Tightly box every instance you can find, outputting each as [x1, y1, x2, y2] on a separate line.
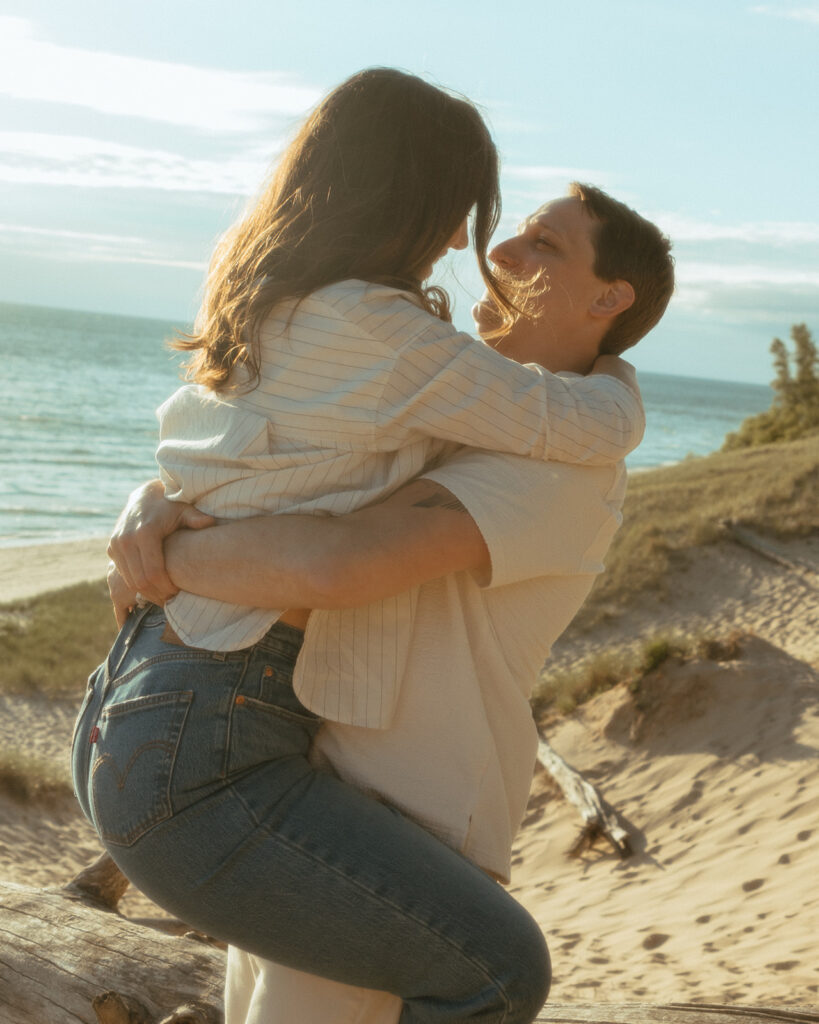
[532, 630, 740, 720]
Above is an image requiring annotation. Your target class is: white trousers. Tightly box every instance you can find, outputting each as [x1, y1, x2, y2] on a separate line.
[225, 946, 402, 1024]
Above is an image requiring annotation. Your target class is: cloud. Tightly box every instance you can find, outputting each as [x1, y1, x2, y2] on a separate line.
[0, 221, 206, 271]
[671, 259, 819, 322]
[0, 17, 322, 132]
[658, 213, 819, 245]
[503, 165, 609, 186]
[677, 262, 819, 287]
[750, 4, 819, 24]
[0, 131, 275, 195]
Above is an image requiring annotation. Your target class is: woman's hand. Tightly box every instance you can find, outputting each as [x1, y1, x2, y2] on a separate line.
[108, 479, 215, 608]
[590, 354, 638, 392]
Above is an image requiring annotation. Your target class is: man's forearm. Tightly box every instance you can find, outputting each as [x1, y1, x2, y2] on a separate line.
[165, 516, 345, 609]
[164, 479, 490, 611]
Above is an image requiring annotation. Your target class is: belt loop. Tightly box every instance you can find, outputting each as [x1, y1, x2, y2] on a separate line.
[108, 603, 154, 685]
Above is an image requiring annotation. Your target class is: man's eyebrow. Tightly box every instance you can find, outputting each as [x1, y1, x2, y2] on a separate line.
[532, 218, 563, 239]
[518, 217, 563, 241]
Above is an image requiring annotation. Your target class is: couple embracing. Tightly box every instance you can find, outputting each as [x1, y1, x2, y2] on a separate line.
[73, 67, 673, 1024]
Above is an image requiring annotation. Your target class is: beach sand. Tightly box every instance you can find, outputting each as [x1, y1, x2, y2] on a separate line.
[1, 536, 817, 1006]
[0, 537, 109, 603]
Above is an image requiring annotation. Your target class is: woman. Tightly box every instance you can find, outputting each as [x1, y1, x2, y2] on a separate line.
[73, 68, 642, 1023]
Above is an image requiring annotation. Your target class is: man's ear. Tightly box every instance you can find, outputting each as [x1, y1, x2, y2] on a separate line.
[589, 280, 635, 321]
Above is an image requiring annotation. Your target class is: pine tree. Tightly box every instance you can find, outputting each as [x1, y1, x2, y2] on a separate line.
[723, 323, 819, 449]
[770, 337, 791, 404]
[791, 323, 819, 407]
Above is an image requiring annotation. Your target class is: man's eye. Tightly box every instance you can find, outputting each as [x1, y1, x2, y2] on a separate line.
[535, 237, 553, 249]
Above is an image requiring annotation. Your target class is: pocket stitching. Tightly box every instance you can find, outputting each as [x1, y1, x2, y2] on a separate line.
[91, 690, 193, 847]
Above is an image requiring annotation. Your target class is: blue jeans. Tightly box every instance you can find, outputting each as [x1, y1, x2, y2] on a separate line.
[72, 605, 550, 1023]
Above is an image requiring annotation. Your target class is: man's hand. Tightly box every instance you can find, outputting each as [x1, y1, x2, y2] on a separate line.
[107, 562, 139, 628]
[108, 479, 214, 607]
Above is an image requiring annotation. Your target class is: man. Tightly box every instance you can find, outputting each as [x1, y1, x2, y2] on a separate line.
[110, 183, 674, 1023]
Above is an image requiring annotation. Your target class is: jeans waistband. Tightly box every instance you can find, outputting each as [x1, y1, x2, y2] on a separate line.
[253, 619, 305, 661]
[121, 604, 303, 663]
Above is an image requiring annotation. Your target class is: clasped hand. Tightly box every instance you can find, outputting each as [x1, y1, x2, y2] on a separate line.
[107, 480, 214, 626]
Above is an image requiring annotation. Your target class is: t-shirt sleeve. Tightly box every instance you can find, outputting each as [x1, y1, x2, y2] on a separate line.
[377, 322, 644, 465]
[422, 449, 626, 589]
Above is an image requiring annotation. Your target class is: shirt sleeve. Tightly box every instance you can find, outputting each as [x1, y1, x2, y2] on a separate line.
[376, 323, 644, 465]
[422, 449, 627, 588]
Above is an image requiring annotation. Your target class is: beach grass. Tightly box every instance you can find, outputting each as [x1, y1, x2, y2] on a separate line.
[531, 629, 744, 719]
[0, 579, 116, 696]
[573, 432, 818, 629]
[0, 748, 75, 805]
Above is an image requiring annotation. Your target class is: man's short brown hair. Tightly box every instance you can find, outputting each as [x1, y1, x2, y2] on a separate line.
[569, 182, 674, 355]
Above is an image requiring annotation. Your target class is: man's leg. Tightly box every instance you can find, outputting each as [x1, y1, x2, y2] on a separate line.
[226, 948, 401, 1024]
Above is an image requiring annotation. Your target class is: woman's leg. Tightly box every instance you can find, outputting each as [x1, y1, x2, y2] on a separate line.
[75, 609, 550, 1024]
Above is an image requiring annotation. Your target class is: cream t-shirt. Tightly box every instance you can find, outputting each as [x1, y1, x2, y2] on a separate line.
[227, 450, 626, 1024]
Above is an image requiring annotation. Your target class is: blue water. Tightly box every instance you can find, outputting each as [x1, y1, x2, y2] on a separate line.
[0, 301, 774, 546]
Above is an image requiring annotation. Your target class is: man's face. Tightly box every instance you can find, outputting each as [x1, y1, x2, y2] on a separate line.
[473, 195, 608, 371]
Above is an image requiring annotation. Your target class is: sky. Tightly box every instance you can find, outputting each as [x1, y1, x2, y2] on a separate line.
[0, 0, 817, 384]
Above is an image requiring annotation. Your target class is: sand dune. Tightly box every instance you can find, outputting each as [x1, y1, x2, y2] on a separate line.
[0, 536, 817, 1006]
[513, 634, 818, 1004]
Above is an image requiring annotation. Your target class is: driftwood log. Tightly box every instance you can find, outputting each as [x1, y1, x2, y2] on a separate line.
[723, 520, 819, 587]
[535, 1004, 819, 1023]
[4, 860, 818, 1024]
[537, 736, 632, 858]
[0, 855, 225, 1024]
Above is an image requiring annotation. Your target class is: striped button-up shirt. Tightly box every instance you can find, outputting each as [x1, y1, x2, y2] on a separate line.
[157, 279, 643, 727]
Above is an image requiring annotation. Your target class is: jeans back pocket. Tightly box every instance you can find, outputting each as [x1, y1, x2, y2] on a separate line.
[91, 689, 193, 847]
[227, 661, 320, 777]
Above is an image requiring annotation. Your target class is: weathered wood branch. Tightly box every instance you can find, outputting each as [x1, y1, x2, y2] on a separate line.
[63, 851, 131, 911]
[723, 520, 819, 586]
[535, 1003, 819, 1023]
[537, 736, 632, 858]
[0, 858, 225, 1024]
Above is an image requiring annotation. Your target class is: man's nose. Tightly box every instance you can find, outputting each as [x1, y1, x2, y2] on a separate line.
[490, 240, 520, 272]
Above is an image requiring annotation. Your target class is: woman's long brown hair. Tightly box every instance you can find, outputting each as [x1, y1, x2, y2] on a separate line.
[174, 68, 516, 391]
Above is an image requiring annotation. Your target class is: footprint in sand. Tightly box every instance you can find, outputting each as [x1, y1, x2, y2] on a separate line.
[642, 933, 670, 950]
[671, 780, 704, 812]
[696, 914, 711, 924]
[742, 878, 765, 892]
[797, 829, 812, 841]
[766, 960, 800, 971]
[778, 853, 791, 864]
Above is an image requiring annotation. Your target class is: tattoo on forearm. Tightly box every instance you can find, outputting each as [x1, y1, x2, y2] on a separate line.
[412, 491, 469, 514]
